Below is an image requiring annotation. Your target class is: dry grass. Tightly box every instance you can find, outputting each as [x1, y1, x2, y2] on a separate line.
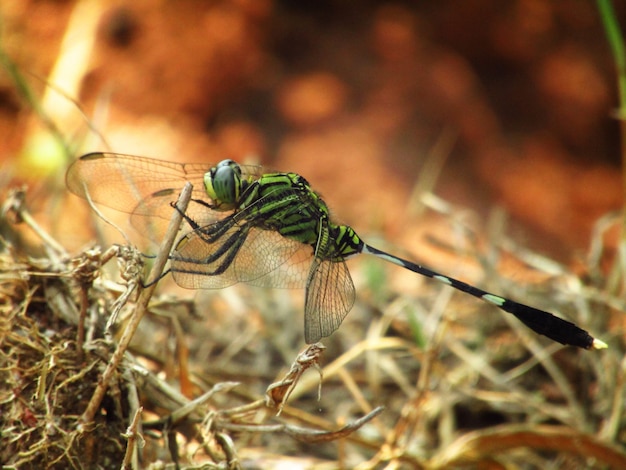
[1, 184, 625, 469]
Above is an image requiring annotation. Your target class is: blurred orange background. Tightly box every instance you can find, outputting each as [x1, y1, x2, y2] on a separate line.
[1, 0, 624, 262]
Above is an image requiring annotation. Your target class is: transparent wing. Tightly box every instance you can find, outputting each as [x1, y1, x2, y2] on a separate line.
[304, 257, 355, 344]
[170, 184, 319, 289]
[171, 224, 313, 289]
[66, 152, 264, 241]
[245, 238, 313, 289]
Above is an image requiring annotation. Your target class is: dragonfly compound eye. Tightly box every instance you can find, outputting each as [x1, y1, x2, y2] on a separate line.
[204, 159, 243, 205]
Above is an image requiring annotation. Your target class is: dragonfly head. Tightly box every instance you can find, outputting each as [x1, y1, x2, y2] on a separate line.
[204, 159, 244, 209]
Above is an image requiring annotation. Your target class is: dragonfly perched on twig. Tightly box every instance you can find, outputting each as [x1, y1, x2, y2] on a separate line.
[66, 152, 606, 349]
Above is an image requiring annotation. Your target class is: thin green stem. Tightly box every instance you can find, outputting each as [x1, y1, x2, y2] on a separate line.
[597, 0, 626, 292]
[0, 49, 72, 158]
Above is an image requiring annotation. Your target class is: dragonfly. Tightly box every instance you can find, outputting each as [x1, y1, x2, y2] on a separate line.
[66, 152, 606, 349]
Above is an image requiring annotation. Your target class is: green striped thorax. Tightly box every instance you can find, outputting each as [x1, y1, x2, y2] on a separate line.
[203, 159, 364, 261]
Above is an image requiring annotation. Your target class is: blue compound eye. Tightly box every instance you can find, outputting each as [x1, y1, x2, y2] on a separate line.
[204, 159, 242, 205]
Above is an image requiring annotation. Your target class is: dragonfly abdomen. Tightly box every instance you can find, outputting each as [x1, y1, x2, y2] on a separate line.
[315, 223, 364, 262]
